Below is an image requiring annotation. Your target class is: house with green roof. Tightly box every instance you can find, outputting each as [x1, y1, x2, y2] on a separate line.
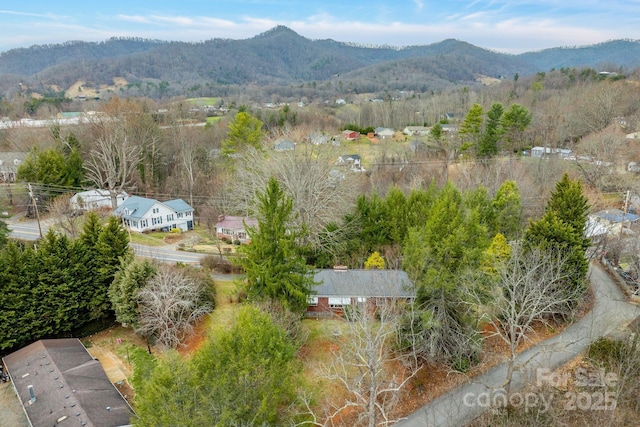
[113, 195, 194, 233]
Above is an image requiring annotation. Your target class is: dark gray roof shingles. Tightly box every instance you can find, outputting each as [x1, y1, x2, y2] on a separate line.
[313, 269, 414, 298]
[2, 338, 134, 427]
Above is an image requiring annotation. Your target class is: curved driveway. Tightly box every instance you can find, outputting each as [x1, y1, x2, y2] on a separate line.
[396, 263, 640, 427]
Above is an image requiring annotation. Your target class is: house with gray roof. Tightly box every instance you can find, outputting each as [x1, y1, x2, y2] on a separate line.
[113, 195, 194, 233]
[374, 127, 394, 140]
[307, 268, 414, 317]
[2, 338, 134, 427]
[273, 139, 295, 152]
[402, 126, 430, 136]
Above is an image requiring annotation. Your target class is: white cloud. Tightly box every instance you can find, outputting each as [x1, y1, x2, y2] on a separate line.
[117, 15, 152, 24]
[0, 2, 637, 53]
[0, 10, 60, 19]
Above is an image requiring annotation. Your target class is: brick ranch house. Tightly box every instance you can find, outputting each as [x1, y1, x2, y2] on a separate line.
[214, 215, 258, 244]
[307, 268, 415, 317]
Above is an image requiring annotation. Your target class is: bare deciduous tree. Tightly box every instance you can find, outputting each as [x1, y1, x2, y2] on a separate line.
[573, 127, 625, 191]
[136, 265, 213, 349]
[84, 125, 139, 209]
[47, 194, 82, 238]
[310, 300, 420, 427]
[224, 144, 360, 251]
[475, 244, 580, 397]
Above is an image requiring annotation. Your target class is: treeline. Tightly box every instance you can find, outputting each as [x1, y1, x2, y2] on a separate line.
[0, 214, 129, 353]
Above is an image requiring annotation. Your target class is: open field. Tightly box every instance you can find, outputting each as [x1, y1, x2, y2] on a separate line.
[186, 97, 221, 106]
[64, 77, 128, 99]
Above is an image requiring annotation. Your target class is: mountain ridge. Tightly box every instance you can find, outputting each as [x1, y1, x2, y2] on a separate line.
[0, 26, 637, 98]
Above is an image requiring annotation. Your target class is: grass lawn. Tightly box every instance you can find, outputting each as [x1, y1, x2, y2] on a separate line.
[81, 271, 354, 421]
[206, 116, 223, 125]
[186, 97, 220, 106]
[128, 232, 166, 246]
[337, 137, 412, 169]
[209, 278, 241, 327]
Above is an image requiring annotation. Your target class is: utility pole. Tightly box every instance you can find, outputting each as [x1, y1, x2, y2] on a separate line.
[620, 190, 630, 240]
[28, 183, 43, 239]
[5, 181, 12, 206]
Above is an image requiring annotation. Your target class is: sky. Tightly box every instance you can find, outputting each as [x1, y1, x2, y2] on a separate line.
[1, 1, 639, 54]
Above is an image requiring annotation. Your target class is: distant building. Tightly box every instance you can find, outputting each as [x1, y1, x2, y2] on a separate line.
[402, 126, 430, 136]
[215, 215, 258, 244]
[531, 146, 572, 158]
[341, 130, 360, 141]
[273, 139, 295, 152]
[374, 127, 395, 140]
[336, 154, 364, 171]
[70, 189, 128, 211]
[0, 152, 26, 183]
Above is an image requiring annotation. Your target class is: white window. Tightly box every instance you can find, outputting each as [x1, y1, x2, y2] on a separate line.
[328, 297, 351, 308]
[308, 297, 318, 306]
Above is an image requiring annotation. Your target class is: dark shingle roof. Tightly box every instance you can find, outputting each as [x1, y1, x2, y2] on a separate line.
[2, 339, 134, 427]
[313, 269, 414, 298]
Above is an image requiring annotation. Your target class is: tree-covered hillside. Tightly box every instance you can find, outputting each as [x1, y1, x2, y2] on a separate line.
[0, 26, 638, 99]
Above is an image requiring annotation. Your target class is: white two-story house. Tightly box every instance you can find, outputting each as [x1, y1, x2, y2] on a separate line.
[113, 195, 195, 233]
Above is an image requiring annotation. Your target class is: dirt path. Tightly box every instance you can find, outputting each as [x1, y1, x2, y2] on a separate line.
[87, 346, 130, 383]
[0, 382, 30, 427]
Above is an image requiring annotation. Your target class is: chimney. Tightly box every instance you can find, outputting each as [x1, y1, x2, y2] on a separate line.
[28, 385, 36, 404]
[217, 214, 225, 222]
[333, 265, 348, 272]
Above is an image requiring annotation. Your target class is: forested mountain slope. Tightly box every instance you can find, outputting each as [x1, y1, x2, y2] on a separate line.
[0, 26, 637, 98]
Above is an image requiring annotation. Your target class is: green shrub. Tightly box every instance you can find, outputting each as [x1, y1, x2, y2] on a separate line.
[587, 337, 625, 366]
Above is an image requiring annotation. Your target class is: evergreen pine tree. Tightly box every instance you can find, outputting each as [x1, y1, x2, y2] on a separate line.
[236, 177, 315, 313]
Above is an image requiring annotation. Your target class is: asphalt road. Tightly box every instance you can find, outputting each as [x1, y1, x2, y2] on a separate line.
[396, 263, 640, 427]
[130, 243, 207, 264]
[6, 219, 206, 264]
[6, 220, 48, 240]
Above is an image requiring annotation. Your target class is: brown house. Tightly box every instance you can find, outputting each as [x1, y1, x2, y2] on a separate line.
[307, 268, 414, 318]
[2, 338, 134, 427]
